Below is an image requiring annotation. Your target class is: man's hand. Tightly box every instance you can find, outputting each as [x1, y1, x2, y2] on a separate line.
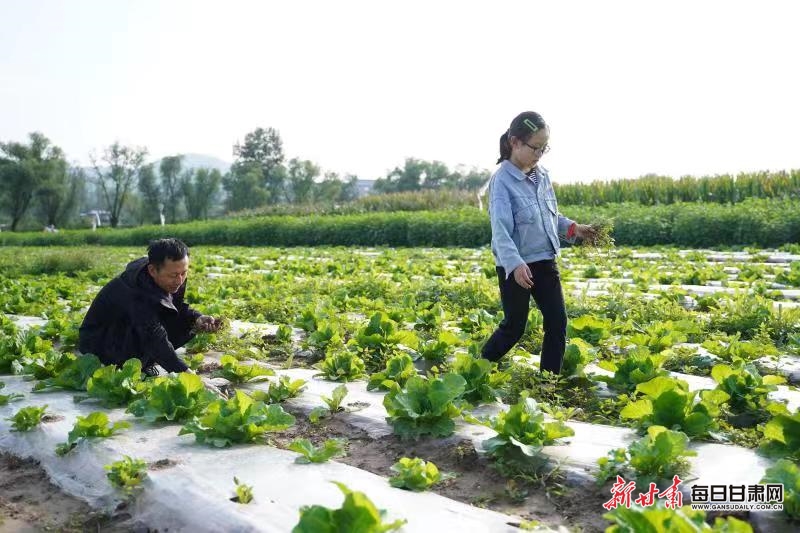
[195, 315, 223, 333]
[513, 263, 534, 290]
[574, 224, 599, 244]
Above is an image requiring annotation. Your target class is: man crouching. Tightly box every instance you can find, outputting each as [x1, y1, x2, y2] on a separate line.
[79, 238, 223, 376]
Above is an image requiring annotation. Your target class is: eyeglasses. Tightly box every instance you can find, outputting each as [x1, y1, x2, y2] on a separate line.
[523, 141, 550, 155]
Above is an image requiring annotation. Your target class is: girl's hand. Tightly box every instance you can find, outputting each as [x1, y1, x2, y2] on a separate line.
[575, 224, 599, 244]
[513, 263, 534, 289]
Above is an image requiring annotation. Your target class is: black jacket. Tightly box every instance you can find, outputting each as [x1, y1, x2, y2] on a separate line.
[78, 257, 200, 372]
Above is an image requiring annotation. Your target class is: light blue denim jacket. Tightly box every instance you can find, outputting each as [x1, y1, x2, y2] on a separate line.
[488, 160, 576, 278]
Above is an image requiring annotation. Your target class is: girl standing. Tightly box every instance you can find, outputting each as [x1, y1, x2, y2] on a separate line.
[481, 111, 596, 373]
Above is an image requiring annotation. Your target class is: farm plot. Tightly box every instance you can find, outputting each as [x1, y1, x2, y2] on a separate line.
[1, 245, 799, 532]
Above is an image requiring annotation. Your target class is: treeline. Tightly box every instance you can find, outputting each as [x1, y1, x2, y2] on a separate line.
[0, 129, 368, 231]
[3, 198, 798, 248]
[0, 128, 493, 231]
[554, 170, 800, 206]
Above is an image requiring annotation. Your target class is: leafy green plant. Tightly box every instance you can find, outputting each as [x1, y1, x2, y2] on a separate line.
[17, 349, 76, 380]
[314, 350, 367, 382]
[185, 332, 215, 354]
[85, 358, 148, 407]
[184, 353, 206, 371]
[213, 355, 274, 384]
[711, 362, 784, 417]
[289, 438, 347, 464]
[628, 321, 693, 353]
[389, 457, 451, 491]
[56, 412, 130, 456]
[367, 353, 416, 392]
[232, 477, 253, 504]
[383, 374, 466, 439]
[0, 330, 55, 374]
[481, 394, 574, 472]
[355, 312, 419, 357]
[701, 332, 778, 362]
[127, 372, 217, 423]
[292, 481, 406, 533]
[179, 390, 295, 447]
[276, 324, 293, 343]
[32, 354, 103, 392]
[561, 338, 596, 377]
[306, 322, 343, 352]
[0, 381, 23, 405]
[105, 456, 148, 494]
[449, 353, 507, 405]
[567, 315, 612, 345]
[251, 375, 307, 404]
[759, 407, 800, 461]
[309, 384, 348, 424]
[596, 426, 696, 487]
[604, 503, 753, 532]
[597, 348, 668, 393]
[620, 376, 729, 437]
[416, 331, 460, 365]
[7, 404, 48, 431]
[761, 459, 800, 520]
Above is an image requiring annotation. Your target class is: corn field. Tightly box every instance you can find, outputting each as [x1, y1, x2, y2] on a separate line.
[554, 169, 800, 206]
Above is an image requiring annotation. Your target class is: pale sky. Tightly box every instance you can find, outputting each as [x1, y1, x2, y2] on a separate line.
[1, 0, 798, 183]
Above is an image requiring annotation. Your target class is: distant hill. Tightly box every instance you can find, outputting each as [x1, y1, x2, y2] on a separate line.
[153, 153, 231, 174]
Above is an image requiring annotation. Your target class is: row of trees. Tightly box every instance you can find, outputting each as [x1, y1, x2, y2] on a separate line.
[372, 158, 490, 194]
[0, 133, 85, 231]
[221, 127, 361, 212]
[0, 128, 368, 230]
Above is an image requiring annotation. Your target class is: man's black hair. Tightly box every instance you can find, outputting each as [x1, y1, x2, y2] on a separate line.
[148, 238, 189, 269]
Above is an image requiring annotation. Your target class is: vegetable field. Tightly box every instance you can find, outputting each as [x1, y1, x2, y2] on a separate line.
[1, 245, 799, 532]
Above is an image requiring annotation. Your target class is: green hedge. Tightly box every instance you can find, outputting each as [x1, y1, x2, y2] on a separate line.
[1, 199, 798, 248]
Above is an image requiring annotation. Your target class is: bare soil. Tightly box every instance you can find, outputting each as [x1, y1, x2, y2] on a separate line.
[0, 453, 133, 532]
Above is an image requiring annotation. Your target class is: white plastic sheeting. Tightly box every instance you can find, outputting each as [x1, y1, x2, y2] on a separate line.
[0, 375, 523, 533]
[4, 311, 796, 530]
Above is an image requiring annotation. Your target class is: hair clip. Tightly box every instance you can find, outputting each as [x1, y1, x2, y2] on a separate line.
[523, 118, 539, 132]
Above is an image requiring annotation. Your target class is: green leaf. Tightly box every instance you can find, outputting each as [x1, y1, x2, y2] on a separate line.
[179, 390, 295, 447]
[483, 395, 573, 464]
[292, 482, 406, 533]
[105, 456, 147, 494]
[233, 476, 254, 504]
[254, 375, 307, 404]
[389, 457, 449, 491]
[308, 406, 330, 424]
[214, 355, 275, 384]
[314, 351, 367, 382]
[57, 411, 130, 455]
[127, 372, 216, 423]
[289, 438, 347, 464]
[761, 459, 800, 519]
[7, 404, 48, 431]
[86, 358, 147, 407]
[367, 354, 416, 392]
[33, 354, 102, 392]
[383, 374, 466, 439]
[620, 399, 653, 420]
[449, 353, 504, 405]
[760, 410, 800, 460]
